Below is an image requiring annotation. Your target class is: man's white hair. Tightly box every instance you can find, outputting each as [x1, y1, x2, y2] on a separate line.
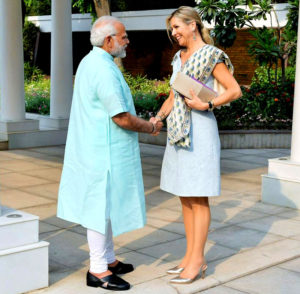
[90, 16, 120, 46]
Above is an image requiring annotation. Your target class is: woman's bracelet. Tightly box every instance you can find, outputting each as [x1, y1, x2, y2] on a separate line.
[155, 115, 163, 121]
[155, 111, 166, 121]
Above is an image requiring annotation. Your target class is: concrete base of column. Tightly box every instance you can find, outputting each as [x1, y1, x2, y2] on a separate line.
[0, 140, 8, 150]
[0, 116, 68, 149]
[4, 129, 67, 149]
[39, 117, 69, 130]
[0, 120, 39, 139]
[26, 113, 69, 130]
[261, 157, 300, 209]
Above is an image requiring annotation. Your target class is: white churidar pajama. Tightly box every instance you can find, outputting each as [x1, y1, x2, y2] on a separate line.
[87, 220, 116, 273]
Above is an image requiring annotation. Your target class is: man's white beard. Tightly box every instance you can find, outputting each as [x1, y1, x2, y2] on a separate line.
[111, 39, 127, 58]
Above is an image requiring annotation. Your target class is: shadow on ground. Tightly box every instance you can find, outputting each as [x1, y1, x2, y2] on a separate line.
[0, 145, 299, 291]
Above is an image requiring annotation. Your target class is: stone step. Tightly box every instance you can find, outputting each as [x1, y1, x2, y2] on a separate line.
[0, 207, 39, 251]
[0, 241, 49, 294]
[4, 128, 67, 149]
[0, 140, 8, 150]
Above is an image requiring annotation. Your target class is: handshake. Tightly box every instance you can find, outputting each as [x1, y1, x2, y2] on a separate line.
[149, 116, 164, 136]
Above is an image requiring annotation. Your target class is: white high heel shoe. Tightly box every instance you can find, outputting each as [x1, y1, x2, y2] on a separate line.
[170, 264, 207, 284]
[166, 266, 184, 275]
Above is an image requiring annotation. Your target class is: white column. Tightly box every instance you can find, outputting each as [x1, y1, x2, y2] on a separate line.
[290, 5, 300, 162]
[0, 0, 39, 147]
[0, 6, 49, 290]
[0, 0, 25, 121]
[50, 0, 73, 120]
[261, 4, 300, 209]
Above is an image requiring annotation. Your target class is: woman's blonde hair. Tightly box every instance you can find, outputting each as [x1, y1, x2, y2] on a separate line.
[166, 6, 213, 45]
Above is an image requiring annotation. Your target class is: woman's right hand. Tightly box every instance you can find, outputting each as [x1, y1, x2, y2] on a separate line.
[184, 90, 209, 111]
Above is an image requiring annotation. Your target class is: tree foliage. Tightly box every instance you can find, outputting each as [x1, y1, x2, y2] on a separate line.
[73, 0, 97, 18]
[195, 0, 274, 48]
[23, 20, 40, 64]
[282, 0, 299, 65]
[286, 0, 299, 32]
[24, 0, 51, 15]
[195, 0, 298, 83]
[248, 28, 280, 82]
[24, 0, 97, 16]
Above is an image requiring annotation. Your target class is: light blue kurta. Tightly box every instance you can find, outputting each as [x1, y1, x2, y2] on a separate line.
[57, 47, 146, 236]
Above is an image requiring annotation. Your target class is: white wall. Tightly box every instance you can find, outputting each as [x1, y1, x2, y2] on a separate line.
[27, 4, 289, 33]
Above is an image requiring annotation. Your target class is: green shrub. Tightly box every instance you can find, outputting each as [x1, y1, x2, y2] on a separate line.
[214, 80, 294, 130]
[25, 95, 50, 115]
[134, 92, 168, 119]
[123, 72, 170, 119]
[25, 77, 51, 93]
[123, 72, 170, 95]
[24, 72, 294, 130]
[25, 78, 50, 115]
[24, 62, 44, 82]
[252, 65, 296, 85]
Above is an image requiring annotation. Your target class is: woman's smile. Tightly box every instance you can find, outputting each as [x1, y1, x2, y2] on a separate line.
[175, 35, 182, 43]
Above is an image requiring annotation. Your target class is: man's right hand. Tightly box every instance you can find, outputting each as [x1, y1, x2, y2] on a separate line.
[112, 112, 163, 135]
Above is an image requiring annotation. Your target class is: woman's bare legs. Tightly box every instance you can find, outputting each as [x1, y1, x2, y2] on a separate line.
[180, 196, 211, 279]
[178, 197, 194, 268]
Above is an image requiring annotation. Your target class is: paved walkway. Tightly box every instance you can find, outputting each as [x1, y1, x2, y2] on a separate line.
[0, 144, 300, 294]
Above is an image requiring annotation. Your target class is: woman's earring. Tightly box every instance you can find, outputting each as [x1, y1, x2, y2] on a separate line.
[193, 31, 196, 41]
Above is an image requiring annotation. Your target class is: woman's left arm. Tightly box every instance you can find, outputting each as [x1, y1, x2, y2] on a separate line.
[211, 63, 242, 108]
[185, 63, 242, 111]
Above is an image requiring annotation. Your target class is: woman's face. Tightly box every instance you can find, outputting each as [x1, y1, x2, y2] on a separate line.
[170, 16, 194, 47]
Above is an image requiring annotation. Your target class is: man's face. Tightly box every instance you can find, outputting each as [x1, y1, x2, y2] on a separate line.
[111, 23, 129, 58]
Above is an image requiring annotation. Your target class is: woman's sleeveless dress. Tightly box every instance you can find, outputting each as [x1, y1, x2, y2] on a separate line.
[160, 51, 221, 197]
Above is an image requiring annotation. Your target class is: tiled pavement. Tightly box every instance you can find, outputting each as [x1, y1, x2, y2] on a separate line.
[0, 144, 300, 294]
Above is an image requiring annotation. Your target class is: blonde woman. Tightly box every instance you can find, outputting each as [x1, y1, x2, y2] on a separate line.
[154, 6, 242, 284]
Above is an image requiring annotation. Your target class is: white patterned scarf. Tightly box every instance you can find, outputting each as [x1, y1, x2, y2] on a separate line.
[167, 45, 234, 148]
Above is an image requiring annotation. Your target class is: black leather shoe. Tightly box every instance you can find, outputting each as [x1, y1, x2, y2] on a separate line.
[86, 271, 130, 291]
[108, 261, 134, 275]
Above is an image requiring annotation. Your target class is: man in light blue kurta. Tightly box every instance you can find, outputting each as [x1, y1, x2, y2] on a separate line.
[57, 44, 146, 236]
[57, 16, 162, 291]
